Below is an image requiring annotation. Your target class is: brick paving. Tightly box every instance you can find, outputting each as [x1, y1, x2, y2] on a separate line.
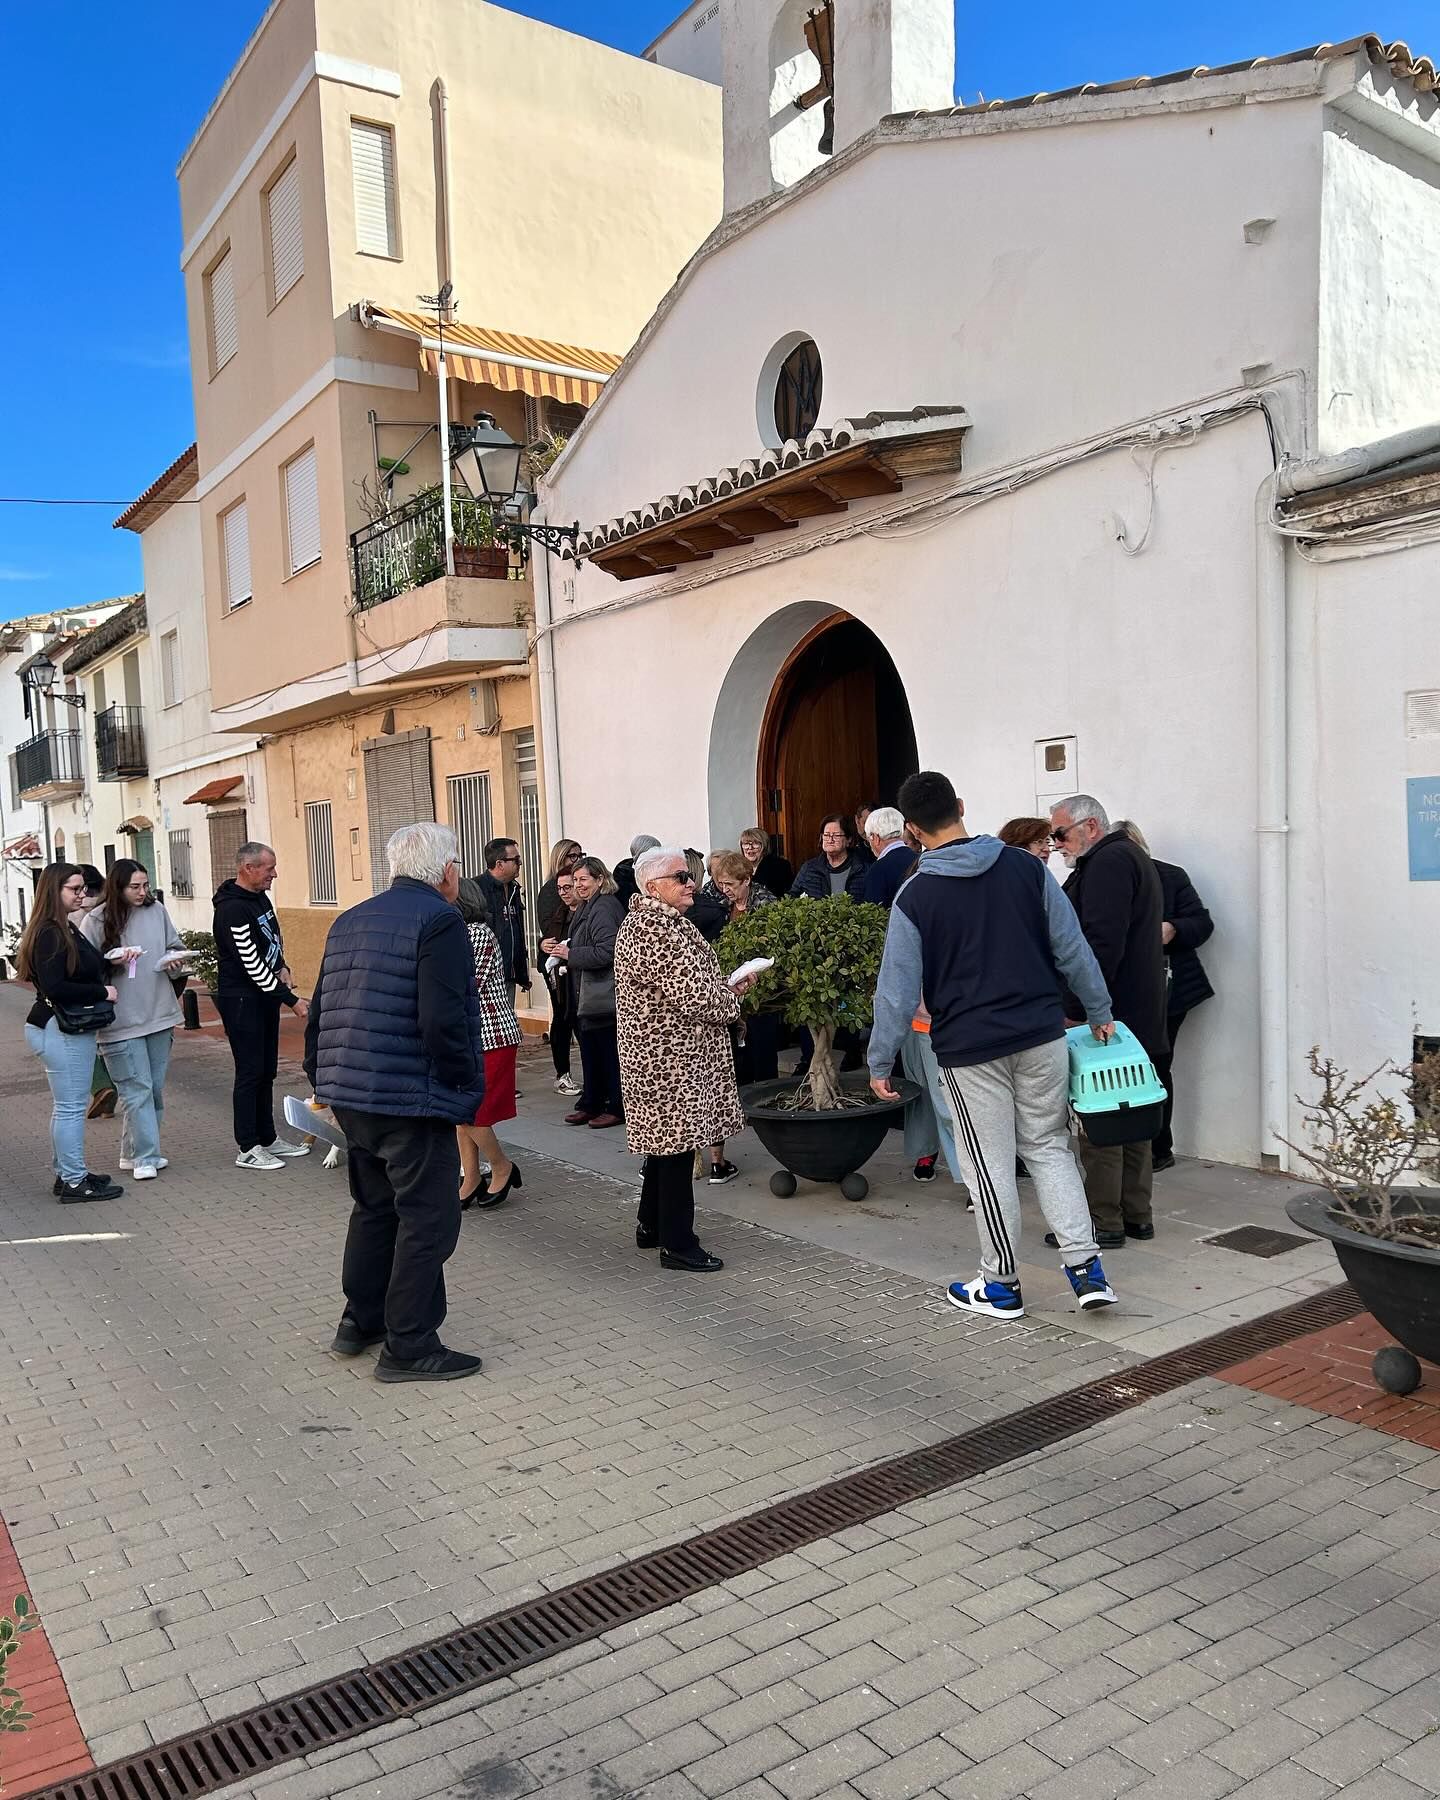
[2, 983, 1439, 1800]
[1220, 1314, 1440, 1449]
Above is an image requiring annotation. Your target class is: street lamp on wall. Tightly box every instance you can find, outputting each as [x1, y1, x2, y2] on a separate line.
[21, 653, 86, 709]
[450, 414, 579, 557]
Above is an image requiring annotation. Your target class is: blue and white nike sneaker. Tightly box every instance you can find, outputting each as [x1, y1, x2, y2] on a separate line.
[1065, 1256, 1118, 1310]
[947, 1276, 1025, 1319]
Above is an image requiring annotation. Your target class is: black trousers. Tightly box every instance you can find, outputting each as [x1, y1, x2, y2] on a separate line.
[544, 967, 576, 1078]
[333, 1110, 462, 1361]
[734, 1011, 780, 1085]
[577, 1020, 623, 1114]
[216, 991, 281, 1151]
[1152, 1009, 1189, 1162]
[637, 1150, 700, 1254]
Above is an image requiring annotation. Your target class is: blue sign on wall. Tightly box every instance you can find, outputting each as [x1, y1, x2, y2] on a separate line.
[1409, 777, 1440, 881]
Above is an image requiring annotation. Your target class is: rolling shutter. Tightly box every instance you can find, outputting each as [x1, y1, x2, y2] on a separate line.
[207, 250, 238, 372]
[284, 447, 321, 574]
[222, 501, 252, 609]
[362, 728, 434, 893]
[207, 809, 249, 880]
[267, 159, 304, 303]
[351, 121, 398, 257]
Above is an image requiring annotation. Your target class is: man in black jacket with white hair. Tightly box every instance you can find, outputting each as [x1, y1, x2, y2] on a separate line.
[1051, 794, 1168, 1249]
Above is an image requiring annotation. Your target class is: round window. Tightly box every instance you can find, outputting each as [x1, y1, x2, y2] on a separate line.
[773, 337, 823, 442]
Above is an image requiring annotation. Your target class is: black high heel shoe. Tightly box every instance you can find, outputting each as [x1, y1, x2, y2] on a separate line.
[459, 1172, 491, 1211]
[476, 1163, 522, 1210]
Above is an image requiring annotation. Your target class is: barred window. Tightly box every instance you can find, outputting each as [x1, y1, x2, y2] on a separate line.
[305, 800, 337, 906]
[168, 829, 194, 899]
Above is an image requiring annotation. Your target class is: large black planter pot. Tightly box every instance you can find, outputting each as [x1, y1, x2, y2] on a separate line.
[1286, 1188, 1440, 1394]
[741, 1073, 918, 1201]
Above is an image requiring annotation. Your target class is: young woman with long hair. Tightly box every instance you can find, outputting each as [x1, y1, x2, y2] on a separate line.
[535, 839, 583, 1096]
[78, 859, 186, 1181]
[16, 864, 123, 1201]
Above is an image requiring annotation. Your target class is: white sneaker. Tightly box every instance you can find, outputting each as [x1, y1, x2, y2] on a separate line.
[119, 1157, 168, 1172]
[554, 1075, 580, 1096]
[133, 1164, 159, 1181]
[236, 1147, 286, 1171]
[262, 1137, 310, 1159]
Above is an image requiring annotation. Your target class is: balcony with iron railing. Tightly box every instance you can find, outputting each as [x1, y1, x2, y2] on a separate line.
[95, 704, 147, 780]
[350, 487, 523, 611]
[16, 729, 84, 799]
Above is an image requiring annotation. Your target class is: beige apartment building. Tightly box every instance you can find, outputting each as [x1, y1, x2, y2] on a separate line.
[179, 0, 721, 982]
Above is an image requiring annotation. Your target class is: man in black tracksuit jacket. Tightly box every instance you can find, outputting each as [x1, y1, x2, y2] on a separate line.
[212, 844, 308, 1164]
[1051, 797, 1167, 1245]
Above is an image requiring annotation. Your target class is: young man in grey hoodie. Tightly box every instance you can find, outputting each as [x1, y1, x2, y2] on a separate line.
[869, 771, 1119, 1318]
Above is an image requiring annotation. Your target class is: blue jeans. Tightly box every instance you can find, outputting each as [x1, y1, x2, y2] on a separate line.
[25, 1019, 99, 1186]
[105, 1029, 174, 1167]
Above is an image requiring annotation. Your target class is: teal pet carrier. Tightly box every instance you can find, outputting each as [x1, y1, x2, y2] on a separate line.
[1065, 1022, 1167, 1147]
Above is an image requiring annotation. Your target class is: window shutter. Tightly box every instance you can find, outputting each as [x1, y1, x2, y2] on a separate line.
[304, 801, 337, 905]
[284, 448, 321, 574]
[223, 501, 252, 609]
[351, 121, 398, 257]
[208, 250, 238, 372]
[362, 728, 434, 892]
[267, 159, 304, 303]
[207, 809, 249, 880]
[161, 631, 181, 708]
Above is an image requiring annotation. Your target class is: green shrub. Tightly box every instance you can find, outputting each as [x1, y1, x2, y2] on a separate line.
[716, 896, 888, 1110]
[0, 1592, 39, 1752]
[178, 929, 219, 993]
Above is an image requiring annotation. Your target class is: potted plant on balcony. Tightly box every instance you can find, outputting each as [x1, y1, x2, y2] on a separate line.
[1284, 1044, 1440, 1393]
[451, 494, 510, 580]
[716, 896, 915, 1201]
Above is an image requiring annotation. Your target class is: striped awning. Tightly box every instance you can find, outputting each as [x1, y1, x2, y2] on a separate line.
[358, 303, 621, 406]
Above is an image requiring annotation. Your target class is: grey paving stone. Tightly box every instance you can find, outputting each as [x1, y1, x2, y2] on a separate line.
[1121, 1756, 1242, 1800]
[860, 1688, 970, 1756]
[687, 1724, 808, 1799]
[939, 1693, 1059, 1764]
[939, 1742, 1063, 1800]
[1111, 1660, 1220, 1722]
[1279, 1671, 1389, 1731]
[850, 1735, 971, 1800]
[768, 1730, 889, 1800]
[1368, 1673, 1440, 1741]
[1028, 1748, 1148, 1800]
[784, 1682, 892, 1752]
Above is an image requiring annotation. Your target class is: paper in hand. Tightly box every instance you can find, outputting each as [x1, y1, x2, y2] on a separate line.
[727, 956, 775, 988]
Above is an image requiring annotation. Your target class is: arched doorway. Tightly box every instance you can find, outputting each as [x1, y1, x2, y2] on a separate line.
[757, 614, 917, 868]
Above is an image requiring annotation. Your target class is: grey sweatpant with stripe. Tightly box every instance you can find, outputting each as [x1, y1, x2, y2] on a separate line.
[940, 1038, 1097, 1282]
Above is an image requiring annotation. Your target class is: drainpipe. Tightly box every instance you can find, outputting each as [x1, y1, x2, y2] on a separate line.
[1255, 472, 1289, 1169]
[531, 524, 564, 839]
[432, 78, 456, 580]
[1276, 421, 1440, 499]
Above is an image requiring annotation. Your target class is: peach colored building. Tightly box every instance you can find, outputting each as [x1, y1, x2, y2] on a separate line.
[179, 0, 721, 982]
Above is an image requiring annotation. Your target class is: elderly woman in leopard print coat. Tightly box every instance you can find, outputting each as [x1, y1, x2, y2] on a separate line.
[614, 845, 756, 1273]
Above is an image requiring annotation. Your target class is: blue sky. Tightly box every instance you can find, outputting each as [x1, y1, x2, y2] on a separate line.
[1, 2, 1432, 619]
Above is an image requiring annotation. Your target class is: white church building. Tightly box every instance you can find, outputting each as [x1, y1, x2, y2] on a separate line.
[538, 1, 1440, 1171]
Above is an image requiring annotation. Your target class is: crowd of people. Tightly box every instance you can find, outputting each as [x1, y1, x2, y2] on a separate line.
[13, 777, 1213, 1382]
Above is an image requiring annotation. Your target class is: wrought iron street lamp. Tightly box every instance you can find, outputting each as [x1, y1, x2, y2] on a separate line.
[21, 652, 86, 708]
[450, 414, 579, 557]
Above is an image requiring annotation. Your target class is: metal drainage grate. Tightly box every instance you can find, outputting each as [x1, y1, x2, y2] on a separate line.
[1206, 1225, 1315, 1259]
[30, 1281, 1363, 1800]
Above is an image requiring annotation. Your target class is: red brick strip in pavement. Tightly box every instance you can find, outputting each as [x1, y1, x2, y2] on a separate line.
[0, 1520, 91, 1798]
[1218, 1308, 1440, 1447]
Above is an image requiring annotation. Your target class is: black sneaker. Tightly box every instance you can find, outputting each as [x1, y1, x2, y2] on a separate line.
[375, 1348, 483, 1383]
[1045, 1225, 1126, 1250]
[331, 1321, 386, 1356]
[1125, 1221, 1156, 1240]
[913, 1155, 938, 1183]
[58, 1175, 121, 1203]
[636, 1227, 659, 1250]
[660, 1246, 724, 1272]
[708, 1160, 739, 1185]
[1151, 1154, 1176, 1173]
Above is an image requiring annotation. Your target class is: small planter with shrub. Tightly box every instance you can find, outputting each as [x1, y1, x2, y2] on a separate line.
[717, 896, 915, 1201]
[1285, 1045, 1440, 1393]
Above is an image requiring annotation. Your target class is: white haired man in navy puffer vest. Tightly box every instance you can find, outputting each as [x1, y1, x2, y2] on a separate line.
[304, 822, 486, 1383]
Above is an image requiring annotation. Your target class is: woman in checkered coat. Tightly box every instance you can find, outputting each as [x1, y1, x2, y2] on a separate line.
[457, 880, 524, 1211]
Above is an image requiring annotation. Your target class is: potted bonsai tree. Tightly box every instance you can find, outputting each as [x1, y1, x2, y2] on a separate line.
[178, 929, 220, 999]
[717, 895, 915, 1200]
[1285, 1044, 1440, 1394]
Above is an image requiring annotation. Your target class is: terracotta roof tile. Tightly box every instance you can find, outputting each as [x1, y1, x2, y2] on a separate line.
[892, 34, 1436, 122]
[113, 444, 198, 534]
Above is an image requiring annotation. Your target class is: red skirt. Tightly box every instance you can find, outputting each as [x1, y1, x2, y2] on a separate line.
[474, 1044, 518, 1126]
